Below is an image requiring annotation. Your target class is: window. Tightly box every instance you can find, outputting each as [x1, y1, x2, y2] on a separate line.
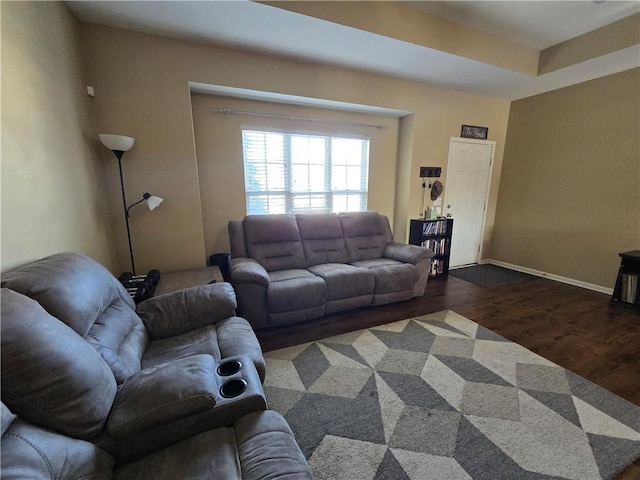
[242, 129, 370, 215]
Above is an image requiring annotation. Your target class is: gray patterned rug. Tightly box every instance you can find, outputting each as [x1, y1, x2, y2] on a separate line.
[264, 311, 640, 480]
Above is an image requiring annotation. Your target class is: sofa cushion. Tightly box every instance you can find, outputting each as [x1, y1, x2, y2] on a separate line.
[87, 302, 148, 384]
[1, 288, 117, 439]
[1, 403, 114, 480]
[297, 213, 349, 265]
[141, 325, 221, 369]
[1, 252, 135, 336]
[307, 263, 374, 300]
[352, 258, 419, 293]
[339, 211, 391, 262]
[267, 269, 326, 313]
[1, 252, 147, 384]
[244, 214, 307, 271]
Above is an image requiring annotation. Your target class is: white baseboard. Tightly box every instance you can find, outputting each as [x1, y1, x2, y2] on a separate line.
[476, 259, 614, 295]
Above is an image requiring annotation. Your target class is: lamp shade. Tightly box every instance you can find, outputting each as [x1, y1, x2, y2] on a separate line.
[99, 134, 135, 152]
[145, 195, 163, 211]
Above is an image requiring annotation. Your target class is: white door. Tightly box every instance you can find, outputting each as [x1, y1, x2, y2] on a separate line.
[443, 138, 494, 267]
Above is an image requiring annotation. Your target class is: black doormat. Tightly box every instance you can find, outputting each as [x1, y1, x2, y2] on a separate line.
[449, 264, 536, 288]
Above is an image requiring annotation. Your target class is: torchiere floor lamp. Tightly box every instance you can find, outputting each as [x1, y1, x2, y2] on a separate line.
[99, 134, 163, 275]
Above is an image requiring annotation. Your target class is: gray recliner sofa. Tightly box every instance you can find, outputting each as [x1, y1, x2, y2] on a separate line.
[1, 252, 311, 476]
[1, 402, 312, 479]
[228, 211, 433, 330]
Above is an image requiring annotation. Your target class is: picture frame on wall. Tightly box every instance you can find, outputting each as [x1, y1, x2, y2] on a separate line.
[461, 125, 489, 139]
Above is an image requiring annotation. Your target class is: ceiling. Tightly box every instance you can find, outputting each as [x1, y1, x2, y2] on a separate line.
[407, 1, 639, 50]
[66, 1, 640, 101]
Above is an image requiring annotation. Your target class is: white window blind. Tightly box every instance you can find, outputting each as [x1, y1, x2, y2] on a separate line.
[242, 129, 370, 215]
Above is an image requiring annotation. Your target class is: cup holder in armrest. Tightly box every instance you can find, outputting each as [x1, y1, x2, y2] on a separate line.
[217, 360, 243, 377]
[220, 379, 247, 399]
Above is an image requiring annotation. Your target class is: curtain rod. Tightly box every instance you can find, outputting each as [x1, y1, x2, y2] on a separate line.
[209, 108, 387, 130]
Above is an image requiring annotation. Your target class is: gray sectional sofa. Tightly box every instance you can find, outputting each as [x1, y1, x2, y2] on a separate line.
[1, 402, 310, 480]
[228, 211, 433, 330]
[1, 252, 312, 478]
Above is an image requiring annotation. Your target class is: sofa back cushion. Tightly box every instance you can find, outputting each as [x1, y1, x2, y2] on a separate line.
[296, 213, 349, 266]
[1, 403, 114, 480]
[243, 215, 307, 271]
[1, 252, 148, 384]
[1, 289, 118, 439]
[339, 211, 393, 262]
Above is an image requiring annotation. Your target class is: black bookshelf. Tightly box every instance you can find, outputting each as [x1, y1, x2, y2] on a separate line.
[409, 218, 454, 278]
[611, 250, 640, 311]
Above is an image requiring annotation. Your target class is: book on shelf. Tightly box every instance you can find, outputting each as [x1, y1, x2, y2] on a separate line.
[620, 273, 639, 304]
[429, 259, 444, 276]
[422, 219, 448, 236]
[420, 238, 447, 255]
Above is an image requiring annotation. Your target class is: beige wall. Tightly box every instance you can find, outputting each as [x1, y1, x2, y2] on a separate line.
[79, 23, 511, 272]
[491, 68, 640, 289]
[5, 3, 631, 290]
[1, 2, 117, 272]
[192, 95, 400, 254]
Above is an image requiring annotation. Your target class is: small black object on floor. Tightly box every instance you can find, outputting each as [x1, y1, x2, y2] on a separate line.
[449, 264, 536, 288]
[118, 270, 161, 303]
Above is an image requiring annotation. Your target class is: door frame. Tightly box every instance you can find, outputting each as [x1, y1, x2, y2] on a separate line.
[444, 137, 496, 266]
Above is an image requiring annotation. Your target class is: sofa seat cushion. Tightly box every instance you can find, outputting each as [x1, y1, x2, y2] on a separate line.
[352, 258, 419, 293]
[307, 263, 374, 300]
[142, 325, 220, 369]
[114, 427, 240, 479]
[267, 269, 327, 313]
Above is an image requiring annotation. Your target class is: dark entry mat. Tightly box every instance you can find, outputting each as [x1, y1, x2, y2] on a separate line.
[449, 264, 536, 288]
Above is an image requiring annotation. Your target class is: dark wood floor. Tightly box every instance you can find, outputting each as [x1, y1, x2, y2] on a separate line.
[256, 274, 640, 479]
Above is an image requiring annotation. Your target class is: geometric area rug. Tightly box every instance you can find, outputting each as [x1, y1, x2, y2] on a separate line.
[264, 311, 640, 479]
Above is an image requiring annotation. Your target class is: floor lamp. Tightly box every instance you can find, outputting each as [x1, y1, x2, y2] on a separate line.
[99, 134, 163, 275]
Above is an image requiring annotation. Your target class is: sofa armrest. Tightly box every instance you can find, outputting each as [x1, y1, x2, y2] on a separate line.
[234, 411, 314, 480]
[136, 282, 237, 340]
[230, 258, 270, 286]
[107, 355, 217, 439]
[384, 242, 433, 265]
